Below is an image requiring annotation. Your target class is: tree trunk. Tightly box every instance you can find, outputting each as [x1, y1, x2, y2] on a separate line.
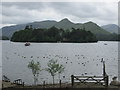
[59, 73, 60, 81]
[52, 75, 55, 86]
[34, 75, 36, 85]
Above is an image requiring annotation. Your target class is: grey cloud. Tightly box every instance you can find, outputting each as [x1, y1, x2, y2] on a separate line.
[2, 15, 32, 24]
[50, 2, 116, 19]
[40, 2, 117, 24]
[2, 2, 46, 10]
[48, 2, 100, 17]
[1, 2, 118, 26]
[2, 6, 31, 17]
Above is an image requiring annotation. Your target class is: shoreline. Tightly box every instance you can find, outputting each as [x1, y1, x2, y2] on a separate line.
[2, 80, 120, 89]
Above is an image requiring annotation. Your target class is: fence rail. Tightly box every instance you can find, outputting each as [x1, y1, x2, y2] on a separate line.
[2, 75, 10, 82]
[71, 75, 109, 87]
[13, 79, 24, 86]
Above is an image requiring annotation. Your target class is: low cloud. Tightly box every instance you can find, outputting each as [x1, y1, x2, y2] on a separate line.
[1, 2, 118, 27]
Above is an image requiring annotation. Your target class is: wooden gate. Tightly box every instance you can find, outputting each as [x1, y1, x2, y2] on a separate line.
[71, 59, 109, 87]
[71, 75, 109, 87]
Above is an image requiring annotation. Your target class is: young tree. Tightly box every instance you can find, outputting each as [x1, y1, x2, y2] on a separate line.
[57, 64, 65, 81]
[28, 60, 41, 85]
[46, 59, 65, 85]
[46, 59, 58, 85]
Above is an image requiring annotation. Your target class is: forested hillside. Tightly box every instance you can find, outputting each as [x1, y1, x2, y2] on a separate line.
[11, 26, 97, 43]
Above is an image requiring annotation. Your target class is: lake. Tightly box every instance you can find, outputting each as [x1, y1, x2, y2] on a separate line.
[2, 41, 118, 85]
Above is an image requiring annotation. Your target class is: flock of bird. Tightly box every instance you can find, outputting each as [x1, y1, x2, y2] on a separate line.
[12, 52, 105, 65]
[7, 52, 113, 77]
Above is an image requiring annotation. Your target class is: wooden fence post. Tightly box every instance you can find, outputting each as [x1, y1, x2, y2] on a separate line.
[23, 82, 24, 87]
[71, 75, 74, 87]
[59, 80, 61, 88]
[105, 75, 109, 87]
[43, 81, 45, 88]
[2, 83, 3, 88]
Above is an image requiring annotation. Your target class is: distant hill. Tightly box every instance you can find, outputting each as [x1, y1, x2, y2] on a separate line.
[1, 18, 110, 40]
[1, 20, 57, 38]
[54, 18, 79, 30]
[101, 24, 119, 34]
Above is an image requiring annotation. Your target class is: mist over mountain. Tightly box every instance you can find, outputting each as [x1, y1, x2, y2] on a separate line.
[101, 24, 119, 34]
[1, 18, 110, 40]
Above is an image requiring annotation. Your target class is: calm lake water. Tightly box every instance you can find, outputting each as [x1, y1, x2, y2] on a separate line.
[2, 41, 118, 85]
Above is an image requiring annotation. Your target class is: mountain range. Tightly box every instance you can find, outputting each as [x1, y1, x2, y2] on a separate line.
[1, 18, 118, 39]
[101, 24, 119, 34]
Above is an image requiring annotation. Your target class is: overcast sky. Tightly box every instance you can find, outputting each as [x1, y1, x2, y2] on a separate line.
[1, 1, 118, 28]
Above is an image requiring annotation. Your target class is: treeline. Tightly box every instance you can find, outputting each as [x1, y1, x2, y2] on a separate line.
[96, 33, 120, 41]
[11, 26, 98, 43]
[0, 36, 9, 40]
